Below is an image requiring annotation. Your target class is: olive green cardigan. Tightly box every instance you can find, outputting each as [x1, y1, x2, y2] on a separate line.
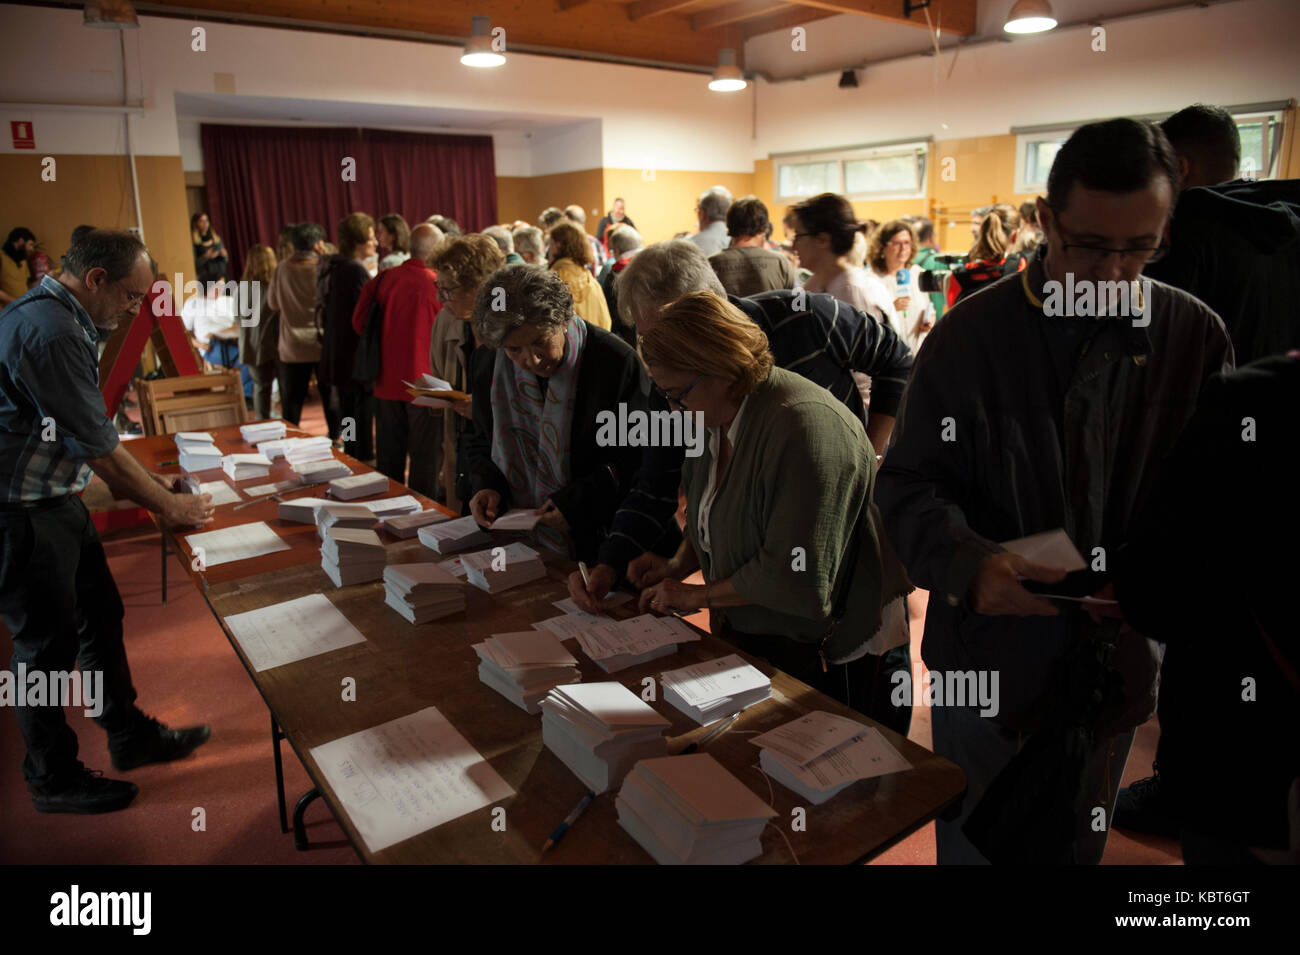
[683, 366, 911, 662]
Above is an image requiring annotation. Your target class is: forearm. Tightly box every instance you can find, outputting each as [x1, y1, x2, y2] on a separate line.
[667, 535, 701, 577]
[865, 414, 894, 456]
[701, 577, 748, 608]
[87, 444, 176, 515]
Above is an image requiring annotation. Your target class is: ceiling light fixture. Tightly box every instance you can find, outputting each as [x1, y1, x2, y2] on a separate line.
[461, 15, 506, 68]
[708, 49, 747, 92]
[1003, 0, 1058, 34]
[83, 0, 140, 29]
[838, 70, 859, 89]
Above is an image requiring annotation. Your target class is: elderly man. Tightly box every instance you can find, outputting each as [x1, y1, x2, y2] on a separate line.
[596, 198, 636, 247]
[567, 239, 916, 732]
[512, 226, 544, 266]
[482, 225, 523, 265]
[600, 224, 642, 346]
[876, 119, 1233, 864]
[0, 229, 214, 814]
[689, 186, 734, 256]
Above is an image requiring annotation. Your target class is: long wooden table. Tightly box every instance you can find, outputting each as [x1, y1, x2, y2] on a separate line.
[126, 423, 965, 864]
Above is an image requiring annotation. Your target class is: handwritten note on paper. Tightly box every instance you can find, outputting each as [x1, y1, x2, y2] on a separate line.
[183, 521, 290, 567]
[310, 706, 514, 853]
[222, 593, 366, 672]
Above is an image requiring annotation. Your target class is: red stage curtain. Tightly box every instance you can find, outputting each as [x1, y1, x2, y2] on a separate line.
[200, 124, 497, 278]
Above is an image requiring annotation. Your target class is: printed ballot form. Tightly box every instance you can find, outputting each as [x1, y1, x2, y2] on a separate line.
[310, 706, 514, 853]
[223, 593, 366, 671]
[183, 521, 290, 567]
[197, 481, 243, 506]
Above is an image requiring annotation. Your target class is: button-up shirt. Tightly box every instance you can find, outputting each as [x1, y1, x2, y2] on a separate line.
[697, 394, 749, 559]
[0, 276, 120, 500]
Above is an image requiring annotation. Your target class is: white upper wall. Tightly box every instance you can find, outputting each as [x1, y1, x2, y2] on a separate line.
[0, 6, 755, 174]
[753, 0, 1299, 155]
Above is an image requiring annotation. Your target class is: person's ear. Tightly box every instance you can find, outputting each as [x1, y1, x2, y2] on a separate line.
[83, 266, 108, 292]
[1176, 155, 1191, 186]
[1035, 197, 1054, 238]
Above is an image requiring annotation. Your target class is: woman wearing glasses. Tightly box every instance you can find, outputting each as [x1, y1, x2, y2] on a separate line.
[784, 194, 894, 318]
[464, 264, 651, 563]
[867, 219, 936, 353]
[634, 290, 913, 727]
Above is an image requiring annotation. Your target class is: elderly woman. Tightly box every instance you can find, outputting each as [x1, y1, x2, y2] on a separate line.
[634, 290, 912, 729]
[464, 264, 649, 562]
[547, 221, 613, 331]
[867, 219, 936, 353]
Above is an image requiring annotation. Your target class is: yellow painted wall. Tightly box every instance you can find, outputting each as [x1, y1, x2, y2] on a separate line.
[0, 154, 192, 288]
[602, 169, 756, 245]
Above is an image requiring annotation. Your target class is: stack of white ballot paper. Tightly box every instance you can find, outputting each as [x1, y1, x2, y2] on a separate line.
[239, 420, 286, 444]
[473, 630, 581, 713]
[617, 754, 776, 865]
[383, 562, 465, 624]
[487, 510, 540, 532]
[222, 452, 271, 481]
[660, 654, 771, 726]
[539, 682, 670, 793]
[281, 436, 335, 466]
[572, 614, 700, 673]
[278, 496, 329, 523]
[752, 711, 913, 805]
[462, 542, 545, 593]
[321, 526, 386, 586]
[316, 503, 377, 540]
[328, 471, 389, 500]
[362, 495, 421, 518]
[383, 509, 451, 539]
[417, 515, 490, 554]
[176, 432, 221, 472]
[293, 458, 351, 483]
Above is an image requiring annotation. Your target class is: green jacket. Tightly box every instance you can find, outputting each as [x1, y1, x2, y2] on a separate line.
[682, 367, 911, 662]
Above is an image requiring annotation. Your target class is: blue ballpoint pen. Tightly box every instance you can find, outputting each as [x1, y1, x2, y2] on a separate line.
[542, 791, 596, 853]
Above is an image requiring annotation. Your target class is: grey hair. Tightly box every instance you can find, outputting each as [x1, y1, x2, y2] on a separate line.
[482, 225, 514, 254]
[512, 225, 543, 260]
[473, 264, 573, 349]
[607, 225, 643, 257]
[697, 186, 733, 222]
[408, 223, 441, 260]
[63, 229, 147, 281]
[564, 204, 587, 225]
[614, 240, 725, 326]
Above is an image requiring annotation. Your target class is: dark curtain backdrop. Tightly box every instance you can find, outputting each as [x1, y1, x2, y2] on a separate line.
[201, 125, 497, 278]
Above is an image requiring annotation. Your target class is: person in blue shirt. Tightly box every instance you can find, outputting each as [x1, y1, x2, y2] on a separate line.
[0, 229, 215, 815]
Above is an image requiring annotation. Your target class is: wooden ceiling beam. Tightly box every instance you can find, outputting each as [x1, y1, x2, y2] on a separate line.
[625, 0, 700, 22]
[741, 6, 839, 39]
[691, 0, 789, 32]
[791, 0, 976, 36]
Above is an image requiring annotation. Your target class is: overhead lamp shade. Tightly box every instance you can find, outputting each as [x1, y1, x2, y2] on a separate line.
[708, 48, 747, 92]
[83, 0, 140, 29]
[1003, 0, 1057, 34]
[461, 15, 506, 68]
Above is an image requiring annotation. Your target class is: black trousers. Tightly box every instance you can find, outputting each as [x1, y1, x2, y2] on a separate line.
[277, 360, 317, 426]
[375, 398, 441, 499]
[325, 383, 375, 460]
[716, 615, 913, 737]
[247, 361, 277, 420]
[0, 497, 144, 794]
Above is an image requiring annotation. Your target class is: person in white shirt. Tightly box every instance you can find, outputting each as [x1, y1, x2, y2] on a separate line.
[181, 280, 239, 365]
[688, 186, 733, 257]
[866, 219, 936, 353]
[785, 193, 893, 317]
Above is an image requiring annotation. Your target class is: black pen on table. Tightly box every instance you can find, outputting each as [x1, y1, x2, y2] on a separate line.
[542, 790, 596, 854]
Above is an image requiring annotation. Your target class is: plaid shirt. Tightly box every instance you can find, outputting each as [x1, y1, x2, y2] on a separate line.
[0, 276, 120, 501]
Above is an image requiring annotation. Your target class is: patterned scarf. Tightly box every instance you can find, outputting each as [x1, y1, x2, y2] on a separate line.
[489, 318, 587, 550]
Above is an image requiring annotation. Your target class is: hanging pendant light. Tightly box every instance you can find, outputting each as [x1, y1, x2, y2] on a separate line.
[1003, 0, 1058, 35]
[461, 15, 506, 68]
[708, 49, 747, 92]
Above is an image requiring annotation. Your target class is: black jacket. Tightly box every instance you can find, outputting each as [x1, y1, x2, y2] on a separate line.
[465, 321, 650, 564]
[1145, 178, 1300, 364]
[316, 255, 371, 386]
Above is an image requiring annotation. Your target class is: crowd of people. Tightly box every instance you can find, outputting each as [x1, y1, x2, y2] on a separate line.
[1, 103, 1296, 866]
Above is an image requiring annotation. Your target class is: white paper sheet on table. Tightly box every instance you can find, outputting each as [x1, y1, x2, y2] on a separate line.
[242, 480, 299, 497]
[488, 509, 540, 532]
[552, 592, 632, 616]
[533, 613, 603, 641]
[222, 593, 366, 672]
[660, 654, 769, 708]
[750, 711, 873, 766]
[197, 481, 243, 506]
[183, 521, 290, 567]
[765, 726, 912, 788]
[309, 706, 514, 853]
[438, 556, 469, 578]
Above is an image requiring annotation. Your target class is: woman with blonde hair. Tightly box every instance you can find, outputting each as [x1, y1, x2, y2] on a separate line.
[547, 221, 612, 330]
[944, 202, 1026, 307]
[634, 290, 913, 729]
[190, 212, 228, 283]
[239, 245, 280, 418]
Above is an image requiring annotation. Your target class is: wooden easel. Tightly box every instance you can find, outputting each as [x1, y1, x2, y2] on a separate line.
[98, 281, 202, 418]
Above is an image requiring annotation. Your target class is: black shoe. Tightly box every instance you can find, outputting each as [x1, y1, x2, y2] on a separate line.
[32, 769, 139, 814]
[1114, 773, 1181, 837]
[110, 717, 211, 771]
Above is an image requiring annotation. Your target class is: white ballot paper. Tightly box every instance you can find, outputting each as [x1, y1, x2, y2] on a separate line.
[488, 509, 541, 532]
[310, 706, 514, 853]
[1000, 528, 1087, 571]
[183, 521, 290, 568]
[750, 711, 876, 766]
[198, 481, 243, 506]
[243, 480, 299, 498]
[552, 593, 632, 616]
[223, 593, 366, 672]
[533, 612, 606, 641]
[765, 727, 912, 788]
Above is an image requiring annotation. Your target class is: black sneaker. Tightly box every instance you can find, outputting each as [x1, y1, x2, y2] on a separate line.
[110, 717, 211, 771]
[1114, 773, 1181, 837]
[32, 769, 139, 814]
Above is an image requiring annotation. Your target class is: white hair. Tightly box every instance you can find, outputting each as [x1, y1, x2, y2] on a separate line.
[697, 186, 733, 222]
[615, 240, 726, 326]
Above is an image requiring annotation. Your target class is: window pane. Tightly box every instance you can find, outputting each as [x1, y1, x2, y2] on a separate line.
[1237, 121, 1265, 179]
[844, 153, 919, 195]
[1026, 141, 1063, 187]
[779, 162, 837, 198]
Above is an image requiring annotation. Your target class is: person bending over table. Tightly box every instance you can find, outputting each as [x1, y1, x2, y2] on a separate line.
[0, 229, 214, 815]
[633, 290, 912, 725]
[463, 264, 652, 564]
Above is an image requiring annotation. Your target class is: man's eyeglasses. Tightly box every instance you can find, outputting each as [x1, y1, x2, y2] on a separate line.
[1056, 223, 1166, 266]
[653, 375, 703, 411]
[117, 282, 146, 307]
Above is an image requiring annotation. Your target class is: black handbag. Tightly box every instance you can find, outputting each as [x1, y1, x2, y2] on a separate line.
[352, 272, 385, 383]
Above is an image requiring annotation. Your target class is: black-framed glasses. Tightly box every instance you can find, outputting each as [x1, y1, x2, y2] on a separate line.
[116, 281, 146, 307]
[1055, 223, 1166, 266]
[653, 375, 703, 411]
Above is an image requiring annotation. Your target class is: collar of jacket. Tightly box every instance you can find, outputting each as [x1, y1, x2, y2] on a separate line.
[1020, 250, 1153, 369]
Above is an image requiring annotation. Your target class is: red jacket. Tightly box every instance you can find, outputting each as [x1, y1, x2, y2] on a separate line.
[351, 258, 442, 402]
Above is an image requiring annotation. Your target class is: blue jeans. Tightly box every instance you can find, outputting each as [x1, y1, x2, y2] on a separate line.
[204, 339, 253, 399]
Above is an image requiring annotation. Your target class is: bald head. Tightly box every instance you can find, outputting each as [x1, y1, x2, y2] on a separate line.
[564, 205, 587, 226]
[410, 223, 441, 261]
